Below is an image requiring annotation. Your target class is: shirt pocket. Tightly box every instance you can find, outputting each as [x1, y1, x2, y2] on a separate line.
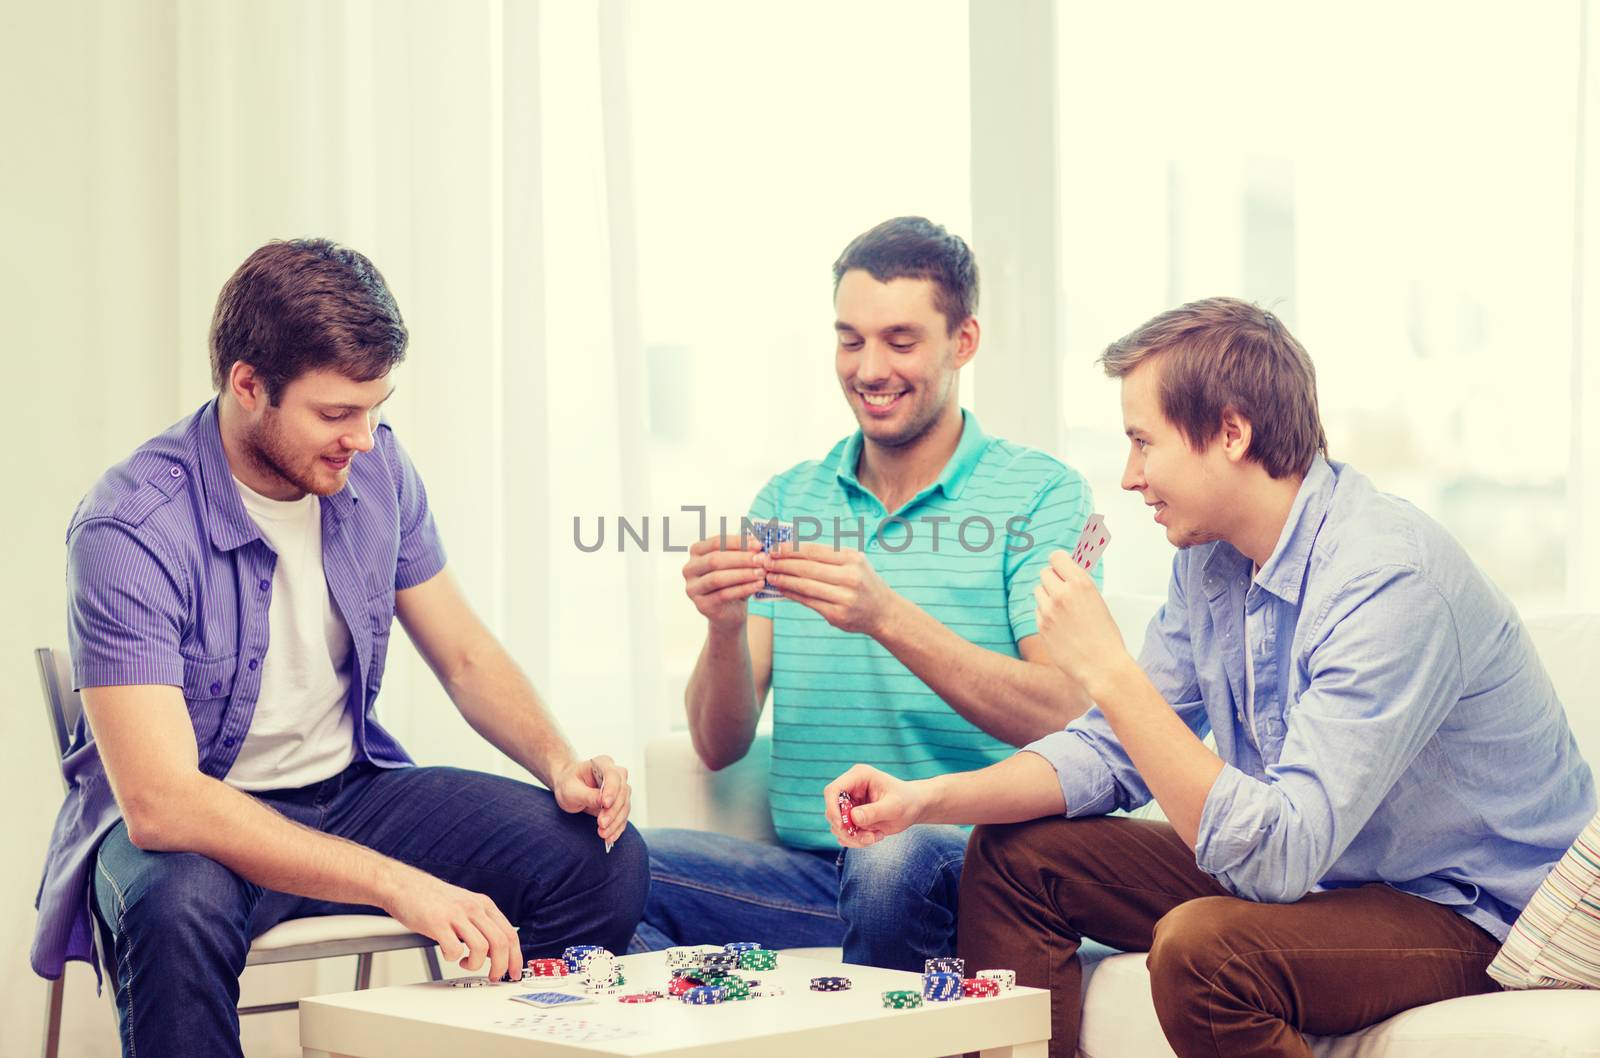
[180, 653, 236, 746]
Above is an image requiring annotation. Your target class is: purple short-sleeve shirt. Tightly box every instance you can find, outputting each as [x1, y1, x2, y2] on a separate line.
[32, 399, 446, 981]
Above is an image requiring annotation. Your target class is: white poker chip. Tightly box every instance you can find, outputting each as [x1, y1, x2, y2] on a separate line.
[579, 950, 618, 986]
[976, 969, 1016, 991]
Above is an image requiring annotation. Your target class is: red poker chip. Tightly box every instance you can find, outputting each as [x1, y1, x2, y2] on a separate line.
[619, 992, 662, 1003]
[526, 958, 568, 976]
[962, 978, 1001, 997]
[667, 977, 701, 996]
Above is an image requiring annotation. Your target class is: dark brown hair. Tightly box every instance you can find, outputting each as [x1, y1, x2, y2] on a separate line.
[209, 238, 407, 402]
[1101, 297, 1328, 479]
[832, 216, 978, 334]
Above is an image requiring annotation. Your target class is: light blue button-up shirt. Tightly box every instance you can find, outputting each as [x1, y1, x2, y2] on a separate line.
[1027, 457, 1595, 941]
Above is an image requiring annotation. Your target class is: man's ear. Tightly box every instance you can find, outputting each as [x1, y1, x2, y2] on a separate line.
[228, 361, 268, 413]
[952, 316, 980, 368]
[1218, 405, 1253, 465]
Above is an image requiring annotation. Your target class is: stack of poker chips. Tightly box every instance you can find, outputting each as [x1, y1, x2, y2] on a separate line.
[921, 971, 963, 1002]
[882, 989, 923, 1009]
[682, 984, 730, 1005]
[809, 975, 852, 992]
[524, 957, 567, 979]
[962, 977, 1001, 998]
[838, 791, 858, 835]
[925, 956, 966, 977]
[976, 969, 1016, 991]
[563, 945, 606, 973]
[737, 948, 778, 971]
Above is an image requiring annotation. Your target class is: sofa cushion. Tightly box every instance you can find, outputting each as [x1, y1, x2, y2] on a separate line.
[1079, 950, 1600, 1058]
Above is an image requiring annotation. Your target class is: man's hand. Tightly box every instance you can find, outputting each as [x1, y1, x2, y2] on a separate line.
[1034, 550, 1132, 696]
[764, 542, 901, 636]
[683, 534, 769, 630]
[549, 754, 632, 847]
[823, 764, 930, 847]
[383, 866, 522, 983]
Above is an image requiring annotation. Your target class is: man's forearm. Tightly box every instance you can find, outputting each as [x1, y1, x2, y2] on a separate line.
[875, 597, 1092, 746]
[920, 751, 1068, 824]
[444, 643, 578, 787]
[684, 623, 761, 769]
[135, 774, 411, 910]
[1088, 659, 1224, 849]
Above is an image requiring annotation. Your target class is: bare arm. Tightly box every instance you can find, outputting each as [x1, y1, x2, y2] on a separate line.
[875, 601, 1093, 746]
[84, 682, 524, 981]
[679, 533, 773, 770]
[821, 752, 1069, 846]
[395, 567, 631, 845]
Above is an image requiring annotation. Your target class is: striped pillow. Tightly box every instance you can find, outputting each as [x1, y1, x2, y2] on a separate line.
[1488, 810, 1600, 989]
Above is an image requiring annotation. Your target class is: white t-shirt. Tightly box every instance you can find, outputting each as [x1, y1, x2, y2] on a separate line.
[228, 476, 357, 791]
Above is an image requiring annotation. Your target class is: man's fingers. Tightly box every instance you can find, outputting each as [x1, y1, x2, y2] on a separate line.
[602, 786, 632, 842]
[452, 920, 491, 971]
[765, 573, 848, 606]
[771, 540, 849, 562]
[764, 557, 850, 585]
[690, 534, 765, 556]
[688, 567, 767, 597]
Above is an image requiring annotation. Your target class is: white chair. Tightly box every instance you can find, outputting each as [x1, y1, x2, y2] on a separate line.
[34, 647, 443, 1058]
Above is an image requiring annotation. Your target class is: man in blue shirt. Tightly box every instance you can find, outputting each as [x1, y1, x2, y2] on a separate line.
[825, 297, 1595, 1057]
[635, 217, 1100, 969]
[32, 239, 647, 1058]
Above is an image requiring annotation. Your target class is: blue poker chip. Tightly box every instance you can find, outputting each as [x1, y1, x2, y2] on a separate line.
[682, 985, 730, 1005]
[723, 941, 762, 952]
[922, 971, 963, 1001]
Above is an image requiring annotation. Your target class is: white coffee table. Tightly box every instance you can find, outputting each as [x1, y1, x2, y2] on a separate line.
[300, 951, 1049, 1057]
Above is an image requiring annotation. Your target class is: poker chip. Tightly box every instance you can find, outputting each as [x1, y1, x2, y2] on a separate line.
[665, 946, 703, 969]
[618, 992, 663, 1003]
[667, 976, 701, 997]
[925, 957, 965, 977]
[577, 951, 618, 986]
[810, 975, 852, 992]
[976, 969, 1016, 991]
[723, 941, 762, 952]
[922, 971, 963, 1002]
[838, 791, 857, 834]
[449, 976, 490, 988]
[682, 985, 730, 1005]
[962, 978, 1001, 998]
[751, 985, 786, 998]
[525, 958, 567, 977]
[698, 951, 739, 973]
[738, 948, 778, 971]
[882, 989, 923, 1009]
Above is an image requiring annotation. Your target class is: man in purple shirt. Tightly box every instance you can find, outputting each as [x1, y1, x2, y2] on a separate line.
[32, 239, 647, 1058]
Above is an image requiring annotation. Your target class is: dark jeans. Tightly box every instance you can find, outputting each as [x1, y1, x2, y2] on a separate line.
[958, 815, 1503, 1058]
[632, 824, 969, 970]
[92, 761, 648, 1058]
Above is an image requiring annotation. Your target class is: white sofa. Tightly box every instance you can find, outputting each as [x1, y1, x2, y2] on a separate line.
[644, 596, 1600, 1058]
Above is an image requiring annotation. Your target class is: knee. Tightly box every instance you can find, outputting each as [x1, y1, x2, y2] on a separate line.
[97, 846, 250, 948]
[1147, 896, 1244, 1003]
[840, 829, 962, 918]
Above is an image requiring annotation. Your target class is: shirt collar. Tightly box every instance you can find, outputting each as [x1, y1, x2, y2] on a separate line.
[1249, 455, 1337, 605]
[194, 398, 359, 553]
[833, 408, 991, 503]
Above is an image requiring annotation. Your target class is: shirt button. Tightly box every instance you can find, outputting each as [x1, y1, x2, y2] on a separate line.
[223, 737, 235, 748]
[248, 659, 258, 671]
[258, 579, 270, 591]
[169, 466, 183, 479]
[210, 681, 222, 694]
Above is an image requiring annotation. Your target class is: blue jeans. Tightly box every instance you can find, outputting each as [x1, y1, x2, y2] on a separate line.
[632, 825, 968, 971]
[91, 761, 648, 1058]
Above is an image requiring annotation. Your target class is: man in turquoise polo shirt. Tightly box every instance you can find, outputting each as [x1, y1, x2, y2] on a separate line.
[632, 217, 1100, 969]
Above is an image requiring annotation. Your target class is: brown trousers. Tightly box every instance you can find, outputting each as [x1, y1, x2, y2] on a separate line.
[957, 815, 1503, 1058]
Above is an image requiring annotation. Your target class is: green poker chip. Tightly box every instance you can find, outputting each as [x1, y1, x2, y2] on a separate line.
[882, 989, 923, 1009]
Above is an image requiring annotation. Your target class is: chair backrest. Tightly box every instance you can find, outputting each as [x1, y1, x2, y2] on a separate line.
[35, 647, 81, 792]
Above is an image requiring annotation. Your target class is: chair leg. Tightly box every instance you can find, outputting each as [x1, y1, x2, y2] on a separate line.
[41, 975, 64, 1058]
[354, 953, 373, 991]
[422, 946, 443, 982]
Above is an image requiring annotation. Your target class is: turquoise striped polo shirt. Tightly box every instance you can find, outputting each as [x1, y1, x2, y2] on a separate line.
[748, 410, 1100, 850]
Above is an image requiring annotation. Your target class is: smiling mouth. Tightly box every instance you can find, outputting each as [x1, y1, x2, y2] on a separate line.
[858, 389, 907, 411]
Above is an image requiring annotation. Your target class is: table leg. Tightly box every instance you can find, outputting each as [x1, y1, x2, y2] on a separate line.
[979, 1041, 1048, 1058]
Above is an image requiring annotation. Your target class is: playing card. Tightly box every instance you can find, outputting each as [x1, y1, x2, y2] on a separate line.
[1071, 514, 1110, 574]
[748, 520, 793, 600]
[510, 991, 596, 1008]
